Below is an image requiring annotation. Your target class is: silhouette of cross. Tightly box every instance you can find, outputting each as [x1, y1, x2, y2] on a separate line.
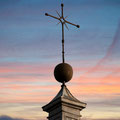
[45, 3, 80, 63]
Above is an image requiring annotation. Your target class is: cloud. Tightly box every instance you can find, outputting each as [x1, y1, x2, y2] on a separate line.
[0, 62, 53, 74]
[88, 96, 120, 108]
[0, 115, 25, 120]
[96, 21, 120, 64]
[80, 21, 120, 79]
[0, 84, 59, 103]
[0, 62, 54, 83]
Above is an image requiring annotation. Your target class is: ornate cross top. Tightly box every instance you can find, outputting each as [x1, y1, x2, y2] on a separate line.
[45, 3, 80, 63]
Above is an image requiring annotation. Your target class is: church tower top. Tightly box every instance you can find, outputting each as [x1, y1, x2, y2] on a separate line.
[43, 3, 86, 120]
[42, 84, 86, 120]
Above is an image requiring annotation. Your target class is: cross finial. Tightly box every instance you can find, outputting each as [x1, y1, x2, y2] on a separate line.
[45, 3, 80, 63]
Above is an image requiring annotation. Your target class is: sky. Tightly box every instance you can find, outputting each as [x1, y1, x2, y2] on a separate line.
[0, 0, 120, 120]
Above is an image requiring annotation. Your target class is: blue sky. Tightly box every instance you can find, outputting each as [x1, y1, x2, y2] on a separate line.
[0, 0, 120, 120]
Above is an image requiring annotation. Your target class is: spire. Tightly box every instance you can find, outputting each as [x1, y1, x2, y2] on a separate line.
[42, 85, 86, 120]
[43, 3, 86, 120]
[51, 84, 86, 105]
[42, 84, 86, 112]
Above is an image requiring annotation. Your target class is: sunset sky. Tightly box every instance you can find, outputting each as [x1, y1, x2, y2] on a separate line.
[0, 0, 120, 120]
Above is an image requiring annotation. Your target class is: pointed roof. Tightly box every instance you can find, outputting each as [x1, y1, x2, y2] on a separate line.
[52, 84, 82, 103]
[42, 84, 86, 112]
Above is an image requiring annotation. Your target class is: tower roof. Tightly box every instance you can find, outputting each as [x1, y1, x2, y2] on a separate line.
[52, 84, 82, 103]
[42, 84, 86, 112]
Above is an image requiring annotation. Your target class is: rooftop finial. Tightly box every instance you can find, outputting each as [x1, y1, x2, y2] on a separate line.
[45, 3, 80, 84]
[45, 3, 80, 63]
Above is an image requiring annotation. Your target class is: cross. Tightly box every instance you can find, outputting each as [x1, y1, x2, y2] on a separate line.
[45, 3, 80, 63]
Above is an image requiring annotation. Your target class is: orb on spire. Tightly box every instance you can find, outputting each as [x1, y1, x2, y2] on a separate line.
[45, 3, 80, 85]
[54, 63, 73, 83]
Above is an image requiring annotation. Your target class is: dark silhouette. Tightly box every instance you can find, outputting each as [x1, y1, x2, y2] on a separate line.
[0, 116, 25, 120]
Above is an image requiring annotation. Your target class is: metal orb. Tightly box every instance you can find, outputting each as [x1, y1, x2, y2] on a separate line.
[54, 63, 73, 83]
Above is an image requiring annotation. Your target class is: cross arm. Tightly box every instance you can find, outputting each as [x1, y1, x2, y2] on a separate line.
[64, 19, 80, 28]
[45, 13, 60, 21]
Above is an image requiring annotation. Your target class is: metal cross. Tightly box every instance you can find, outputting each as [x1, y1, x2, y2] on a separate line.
[45, 3, 80, 63]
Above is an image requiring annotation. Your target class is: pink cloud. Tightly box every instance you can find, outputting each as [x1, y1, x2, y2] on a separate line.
[0, 63, 53, 74]
[0, 62, 54, 83]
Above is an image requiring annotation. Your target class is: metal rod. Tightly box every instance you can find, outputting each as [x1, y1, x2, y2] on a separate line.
[64, 19, 80, 28]
[45, 13, 60, 21]
[61, 3, 64, 17]
[62, 23, 65, 63]
[61, 3, 65, 63]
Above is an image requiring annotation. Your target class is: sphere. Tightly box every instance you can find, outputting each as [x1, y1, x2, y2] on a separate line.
[54, 63, 73, 83]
